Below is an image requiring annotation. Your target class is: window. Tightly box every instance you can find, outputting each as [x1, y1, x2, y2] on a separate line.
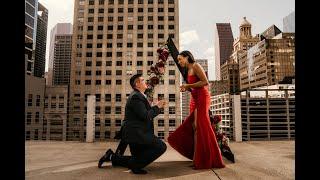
[138, 0, 143, 4]
[148, 8, 153, 12]
[96, 52, 102, 57]
[51, 102, 56, 108]
[105, 106, 111, 114]
[137, 70, 143, 74]
[116, 70, 122, 75]
[147, 61, 153, 66]
[117, 52, 122, 57]
[168, 8, 174, 12]
[98, 17, 104, 22]
[116, 94, 121, 102]
[118, 8, 123, 13]
[99, 0, 105, 5]
[169, 119, 175, 126]
[137, 34, 143, 38]
[105, 94, 111, 101]
[105, 119, 111, 126]
[138, 16, 143, 21]
[169, 60, 175, 66]
[127, 43, 133, 47]
[128, 8, 134, 13]
[148, 52, 153, 56]
[85, 71, 91, 76]
[158, 119, 164, 127]
[88, 9, 94, 13]
[108, 16, 113, 21]
[158, 94, 164, 100]
[148, 43, 153, 47]
[116, 80, 122, 85]
[98, 9, 104, 13]
[138, 8, 143, 12]
[106, 52, 112, 57]
[116, 61, 122, 66]
[128, 0, 134, 4]
[168, 94, 176, 102]
[148, 0, 153, 4]
[95, 106, 101, 114]
[169, 107, 175, 114]
[86, 61, 92, 67]
[137, 43, 143, 47]
[128, 25, 133, 30]
[148, 25, 153, 29]
[116, 119, 122, 126]
[88, 17, 94, 22]
[105, 131, 110, 139]
[96, 94, 101, 102]
[127, 61, 132, 66]
[95, 118, 101, 127]
[158, 16, 164, 21]
[169, 25, 174, 29]
[148, 34, 153, 39]
[34, 112, 39, 123]
[168, 0, 174, 4]
[137, 52, 143, 57]
[158, 131, 164, 139]
[158, 25, 164, 29]
[88, 26, 93, 31]
[106, 70, 112, 75]
[95, 131, 100, 139]
[87, 35, 93, 39]
[138, 25, 143, 30]
[137, 61, 143, 66]
[169, 34, 175, 39]
[169, 70, 175, 75]
[26, 112, 32, 125]
[85, 80, 91, 85]
[169, 16, 174, 21]
[169, 79, 175, 84]
[106, 61, 112, 66]
[96, 61, 102, 66]
[158, 34, 164, 38]
[28, 94, 32, 106]
[108, 8, 114, 13]
[158, 8, 164, 12]
[115, 106, 121, 114]
[105, 80, 112, 85]
[158, 0, 164, 4]
[118, 25, 123, 30]
[89, 0, 94, 5]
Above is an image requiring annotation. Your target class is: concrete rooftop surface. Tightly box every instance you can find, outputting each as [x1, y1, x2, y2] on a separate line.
[26, 140, 294, 180]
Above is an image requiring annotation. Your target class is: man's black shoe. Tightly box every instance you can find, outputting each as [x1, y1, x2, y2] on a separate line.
[98, 149, 114, 168]
[131, 168, 148, 174]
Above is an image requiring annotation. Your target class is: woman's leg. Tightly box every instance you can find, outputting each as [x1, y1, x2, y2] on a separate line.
[192, 108, 197, 165]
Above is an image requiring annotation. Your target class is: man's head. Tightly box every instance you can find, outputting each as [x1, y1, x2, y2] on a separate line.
[130, 74, 148, 92]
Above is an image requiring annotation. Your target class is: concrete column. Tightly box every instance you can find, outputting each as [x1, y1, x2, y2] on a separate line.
[86, 95, 95, 143]
[233, 95, 242, 142]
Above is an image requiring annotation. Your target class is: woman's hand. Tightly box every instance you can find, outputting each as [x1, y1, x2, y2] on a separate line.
[180, 84, 190, 92]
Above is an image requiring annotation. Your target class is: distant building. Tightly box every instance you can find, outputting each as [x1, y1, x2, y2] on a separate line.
[239, 32, 295, 91]
[220, 59, 240, 94]
[25, 0, 39, 75]
[283, 11, 295, 33]
[25, 74, 46, 140]
[260, 25, 282, 39]
[209, 80, 229, 96]
[34, 2, 48, 78]
[48, 23, 72, 85]
[214, 23, 234, 80]
[43, 85, 69, 141]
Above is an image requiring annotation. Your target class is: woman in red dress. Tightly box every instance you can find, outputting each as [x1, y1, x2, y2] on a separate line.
[167, 50, 225, 169]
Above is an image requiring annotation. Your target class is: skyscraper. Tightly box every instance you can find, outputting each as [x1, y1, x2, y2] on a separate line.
[53, 34, 72, 85]
[68, 0, 180, 141]
[283, 11, 295, 33]
[25, 0, 39, 75]
[48, 23, 73, 85]
[214, 23, 234, 80]
[34, 2, 48, 78]
[181, 59, 208, 121]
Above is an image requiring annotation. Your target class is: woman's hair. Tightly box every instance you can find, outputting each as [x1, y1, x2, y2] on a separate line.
[179, 50, 195, 63]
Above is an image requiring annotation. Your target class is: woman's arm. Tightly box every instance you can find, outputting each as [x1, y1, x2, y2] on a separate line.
[184, 63, 209, 88]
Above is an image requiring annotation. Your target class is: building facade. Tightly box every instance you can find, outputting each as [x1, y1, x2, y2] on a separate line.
[48, 23, 73, 85]
[68, 0, 180, 141]
[214, 23, 234, 80]
[209, 80, 229, 96]
[220, 59, 240, 94]
[25, 0, 39, 75]
[34, 2, 48, 78]
[25, 74, 45, 140]
[283, 11, 295, 33]
[181, 59, 208, 121]
[239, 33, 295, 91]
[43, 85, 69, 141]
[53, 34, 73, 85]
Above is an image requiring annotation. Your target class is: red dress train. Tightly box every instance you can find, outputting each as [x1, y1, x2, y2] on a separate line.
[168, 75, 225, 169]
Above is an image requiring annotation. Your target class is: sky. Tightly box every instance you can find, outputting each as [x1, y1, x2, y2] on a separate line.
[38, 0, 295, 80]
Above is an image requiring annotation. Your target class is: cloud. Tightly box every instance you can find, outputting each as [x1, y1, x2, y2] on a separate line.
[180, 30, 200, 46]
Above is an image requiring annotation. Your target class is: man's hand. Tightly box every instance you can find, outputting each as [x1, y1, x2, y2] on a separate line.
[155, 100, 166, 109]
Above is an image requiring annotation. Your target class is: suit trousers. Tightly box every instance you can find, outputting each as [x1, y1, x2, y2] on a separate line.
[111, 138, 167, 170]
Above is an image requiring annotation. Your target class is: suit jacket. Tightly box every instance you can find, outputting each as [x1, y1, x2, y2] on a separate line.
[122, 89, 160, 145]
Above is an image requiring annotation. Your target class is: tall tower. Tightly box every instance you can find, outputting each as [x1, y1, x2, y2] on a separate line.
[69, 0, 180, 141]
[48, 23, 73, 85]
[25, 0, 39, 75]
[34, 2, 48, 78]
[214, 23, 234, 80]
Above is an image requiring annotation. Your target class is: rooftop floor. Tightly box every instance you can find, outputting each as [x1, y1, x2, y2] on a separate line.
[26, 140, 294, 180]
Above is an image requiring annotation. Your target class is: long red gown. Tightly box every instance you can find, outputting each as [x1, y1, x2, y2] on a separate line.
[168, 75, 225, 169]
